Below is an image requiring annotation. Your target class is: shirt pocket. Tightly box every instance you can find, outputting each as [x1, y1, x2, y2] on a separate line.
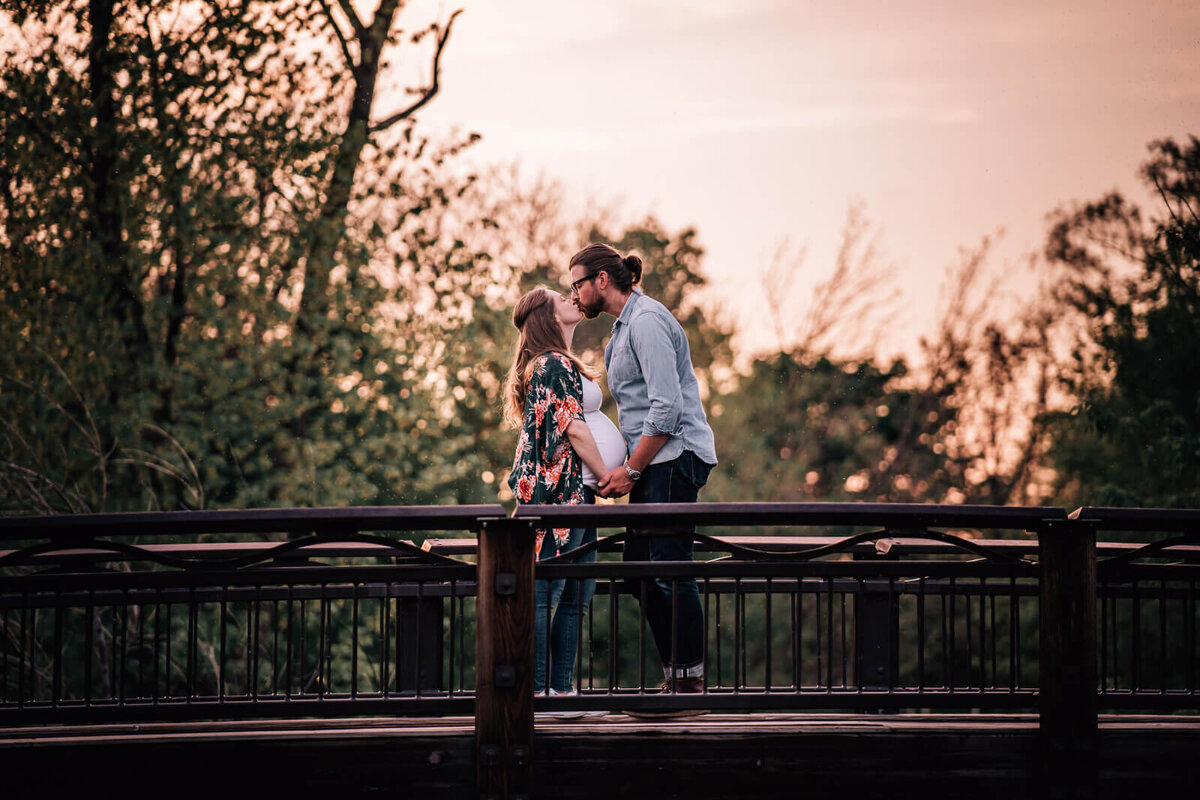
[607, 343, 641, 387]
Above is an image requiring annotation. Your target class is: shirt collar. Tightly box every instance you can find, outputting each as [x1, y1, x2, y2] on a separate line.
[611, 288, 643, 334]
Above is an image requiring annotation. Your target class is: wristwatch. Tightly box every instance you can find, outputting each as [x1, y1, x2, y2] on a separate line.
[623, 463, 642, 481]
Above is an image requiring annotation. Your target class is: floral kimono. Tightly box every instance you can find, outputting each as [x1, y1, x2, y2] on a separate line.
[508, 352, 586, 556]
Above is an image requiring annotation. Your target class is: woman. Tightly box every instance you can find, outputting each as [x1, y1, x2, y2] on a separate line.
[504, 287, 626, 699]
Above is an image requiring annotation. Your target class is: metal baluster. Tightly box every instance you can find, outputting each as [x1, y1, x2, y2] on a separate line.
[250, 593, 260, 700]
[297, 596, 306, 696]
[85, 595, 95, 704]
[381, 584, 391, 697]
[638, 579, 648, 692]
[888, 577, 897, 693]
[960, 582, 969, 690]
[1188, 579, 1196, 696]
[1132, 579, 1141, 694]
[1160, 578, 1168, 693]
[790, 584, 799, 691]
[460, 588, 470, 695]
[413, 582, 423, 697]
[107, 603, 118, 701]
[698, 576, 708, 696]
[447, 581, 456, 697]
[917, 578, 925, 692]
[53, 599, 64, 706]
[826, 577, 834, 691]
[854, 578, 863, 693]
[765, 577, 773, 693]
[351, 584, 360, 699]
[163, 601, 172, 700]
[119, 596, 132, 703]
[219, 590, 228, 701]
[816, 580, 824, 690]
[137, 596, 147, 700]
[186, 590, 198, 701]
[948, 578, 956, 690]
[18, 600, 28, 705]
[270, 598, 279, 699]
[979, 577, 986, 691]
[287, 591, 297, 698]
[153, 600, 162, 701]
[608, 575, 618, 693]
[322, 591, 331, 696]
[1100, 582, 1109, 693]
[1110, 589, 1120, 691]
[840, 587, 848, 689]
[394, 592, 403, 695]
[729, 578, 739, 690]
[1010, 578, 1019, 691]
[989, 584, 997, 689]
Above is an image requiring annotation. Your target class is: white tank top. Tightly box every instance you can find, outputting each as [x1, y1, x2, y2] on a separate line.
[579, 374, 627, 489]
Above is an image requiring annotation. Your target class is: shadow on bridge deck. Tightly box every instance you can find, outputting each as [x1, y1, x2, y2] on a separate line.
[2, 713, 1198, 799]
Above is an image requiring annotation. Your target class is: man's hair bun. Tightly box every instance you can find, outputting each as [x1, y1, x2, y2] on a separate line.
[622, 254, 643, 286]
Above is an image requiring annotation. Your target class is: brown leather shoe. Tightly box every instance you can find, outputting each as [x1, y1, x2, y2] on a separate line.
[623, 676, 708, 719]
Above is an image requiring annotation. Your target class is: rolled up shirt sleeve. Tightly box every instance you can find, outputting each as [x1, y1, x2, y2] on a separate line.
[629, 312, 684, 438]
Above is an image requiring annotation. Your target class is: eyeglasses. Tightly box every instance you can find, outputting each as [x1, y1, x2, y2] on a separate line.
[570, 271, 599, 295]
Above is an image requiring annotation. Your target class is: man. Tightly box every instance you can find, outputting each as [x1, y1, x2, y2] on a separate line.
[568, 242, 718, 711]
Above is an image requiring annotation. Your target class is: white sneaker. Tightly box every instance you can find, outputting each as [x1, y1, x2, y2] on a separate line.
[554, 688, 609, 718]
[544, 688, 587, 719]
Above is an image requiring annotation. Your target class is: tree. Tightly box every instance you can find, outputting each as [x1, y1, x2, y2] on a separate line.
[709, 210, 948, 506]
[0, 0, 482, 512]
[710, 211, 1063, 510]
[1042, 137, 1200, 508]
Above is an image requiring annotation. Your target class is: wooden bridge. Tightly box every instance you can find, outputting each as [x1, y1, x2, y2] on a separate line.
[2, 504, 1199, 798]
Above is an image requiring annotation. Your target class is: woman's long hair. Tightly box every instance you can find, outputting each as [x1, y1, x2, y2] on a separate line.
[503, 287, 596, 429]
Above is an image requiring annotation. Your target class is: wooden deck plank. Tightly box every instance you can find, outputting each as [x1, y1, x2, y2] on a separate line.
[1, 714, 1197, 799]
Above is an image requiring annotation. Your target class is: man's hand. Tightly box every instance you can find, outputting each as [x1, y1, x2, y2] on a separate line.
[598, 465, 635, 498]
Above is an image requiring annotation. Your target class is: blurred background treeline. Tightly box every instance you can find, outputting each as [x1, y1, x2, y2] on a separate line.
[2, 0, 1197, 516]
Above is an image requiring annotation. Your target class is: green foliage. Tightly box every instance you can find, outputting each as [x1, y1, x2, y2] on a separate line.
[0, 0, 500, 512]
[707, 352, 956, 504]
[1043, 137, 1200, 508]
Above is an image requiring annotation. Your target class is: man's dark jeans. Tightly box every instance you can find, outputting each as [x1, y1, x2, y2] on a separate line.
[625, 450, 713, 676]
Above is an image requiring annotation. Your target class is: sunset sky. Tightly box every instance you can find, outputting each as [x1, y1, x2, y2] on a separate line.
[413, 0, 1200, 361]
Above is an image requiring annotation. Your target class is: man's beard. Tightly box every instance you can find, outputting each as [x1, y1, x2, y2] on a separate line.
[578, 296, 604, 319]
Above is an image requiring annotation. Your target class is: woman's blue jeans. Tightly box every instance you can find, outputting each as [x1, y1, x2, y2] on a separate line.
[535, 493, 597, 694]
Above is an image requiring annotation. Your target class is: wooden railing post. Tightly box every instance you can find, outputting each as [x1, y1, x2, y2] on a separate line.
[1038, 520, 1097, 798]
[475, 517, 535, 800]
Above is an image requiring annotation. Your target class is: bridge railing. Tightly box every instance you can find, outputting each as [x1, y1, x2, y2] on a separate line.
[0, 506, 501, 722]
[2, 503, 1198, 794]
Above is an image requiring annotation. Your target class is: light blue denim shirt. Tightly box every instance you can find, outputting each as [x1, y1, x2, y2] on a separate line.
[604, 289, 718, 467]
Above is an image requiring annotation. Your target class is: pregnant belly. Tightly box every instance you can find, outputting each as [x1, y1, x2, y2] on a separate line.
[581, 412, 628, 488]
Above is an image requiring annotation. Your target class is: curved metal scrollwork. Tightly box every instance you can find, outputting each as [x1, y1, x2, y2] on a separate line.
[1098, 533, 1200, 567]
[0, 532, 464, 572]
[539, 527, 1033, 566]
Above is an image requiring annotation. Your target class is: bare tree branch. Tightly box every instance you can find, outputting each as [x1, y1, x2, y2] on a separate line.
[316, 0, 357, 69]
[369, 9, 462, 133]
[335, 0, 367, 38]
[759, 238, 806, 355]
[794, 203, 898, 360]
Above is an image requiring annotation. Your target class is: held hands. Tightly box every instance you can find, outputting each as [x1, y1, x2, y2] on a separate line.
[597, 465, 635, 498]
